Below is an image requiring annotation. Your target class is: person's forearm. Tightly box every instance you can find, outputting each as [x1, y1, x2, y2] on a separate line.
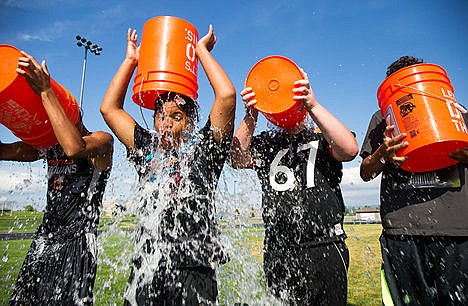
[0, 142, 40, 162]
[197, 45, 236, 142]
[308, 103, 358, 161]
[101, 58, 137, 116]
[40, 88, 86, 157]
[360, 145, 386, 181]
[230, 112, 257, 168]
[197, 47, 236, 102]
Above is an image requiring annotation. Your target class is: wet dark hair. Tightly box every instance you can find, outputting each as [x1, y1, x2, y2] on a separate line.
[386, 56, 424, 77]
[154, 91, 199, 125]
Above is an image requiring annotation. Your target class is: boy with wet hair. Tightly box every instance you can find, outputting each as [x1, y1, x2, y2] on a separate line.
[154, 91, 199, 127]
[230, 71, 358, 305]
[360, 55, 468, 305]
[1, 51, 113, 305]
[100, 25, 236, 305]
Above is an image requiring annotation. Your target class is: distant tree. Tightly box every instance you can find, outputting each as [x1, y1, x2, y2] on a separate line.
[345, 207, 351, 215]
[24, 205, 37, 212]
[345, 206, 356, 216]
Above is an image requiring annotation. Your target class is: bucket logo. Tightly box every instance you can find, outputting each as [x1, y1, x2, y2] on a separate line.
[184, 27, 197, 76]
[0, 99, 42, 134]
[399, 102, 416, 118]
[442, 88, 468, 134]
[396, 94, 416, 118]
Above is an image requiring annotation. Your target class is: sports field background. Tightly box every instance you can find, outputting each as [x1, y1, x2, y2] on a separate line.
[0, 212, 382, 305]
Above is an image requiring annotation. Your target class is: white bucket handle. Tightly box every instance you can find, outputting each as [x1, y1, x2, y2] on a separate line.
[394, 83, 467, 114]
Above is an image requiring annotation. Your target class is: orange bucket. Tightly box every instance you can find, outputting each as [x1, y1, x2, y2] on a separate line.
[377, 63, 468, 172]
[245, 56, 307, 129]
[132, 16, 199, 110]
[0, 44, 80, 148]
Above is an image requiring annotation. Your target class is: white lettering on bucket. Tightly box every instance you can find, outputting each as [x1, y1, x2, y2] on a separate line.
[442, 88, 468, 134]
[184, 27, 197, 77]
[185, 43, 196, 62]
[0, 99, 42, 134]
[451, 119, 468, 133]
[185, 59, 197, 76]
[185, 29, 195, 43]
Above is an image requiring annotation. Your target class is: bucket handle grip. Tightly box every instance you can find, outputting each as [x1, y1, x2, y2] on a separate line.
[137, 76, 157, 133]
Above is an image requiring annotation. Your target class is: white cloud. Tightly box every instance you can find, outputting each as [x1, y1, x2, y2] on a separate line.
[341, 166, 381, 206]
[0, 161, 46, 193]
[18, 33, 52, 42]
[341, 166, 380, 187]
[0, 161, 47, 209]
[17, 19, 74, 42]
[3, 0, 72, 9]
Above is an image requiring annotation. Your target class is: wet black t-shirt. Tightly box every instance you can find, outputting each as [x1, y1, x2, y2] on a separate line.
[360, 110, 468, 236]
[38, 144, 110, 241]
[127, 120, 231, 268]
[251, 129, 346, 251]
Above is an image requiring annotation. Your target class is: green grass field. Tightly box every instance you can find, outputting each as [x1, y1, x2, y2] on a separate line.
[0, 212, 382, 305]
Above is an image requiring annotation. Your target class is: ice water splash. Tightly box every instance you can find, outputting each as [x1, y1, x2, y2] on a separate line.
[93, 131, 282, 305]
[216, 165, 282, 305]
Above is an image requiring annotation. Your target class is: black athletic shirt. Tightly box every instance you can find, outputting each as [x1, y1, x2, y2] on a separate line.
[127, 120, 230, 268]
[251, 128, 347, 250]
[38, 143, 110, 241]
[360, 111, 468, 236]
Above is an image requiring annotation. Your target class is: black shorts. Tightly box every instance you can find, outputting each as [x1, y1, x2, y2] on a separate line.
[10, 233, 97, 306]
[264, 240, 349, 306]
[124, 261, 218, 306]
[380, 233, 468, 306]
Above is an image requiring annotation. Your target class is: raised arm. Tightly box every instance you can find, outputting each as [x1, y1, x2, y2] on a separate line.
[294, 72, 358, 162]
[16, 51, 113, 170]
[360, 125, 408, 181]
[230, 87, 258, 169]
[196, 24, 236, 144]
[0, 141, 40, 162]
[100, 28, 139, 149]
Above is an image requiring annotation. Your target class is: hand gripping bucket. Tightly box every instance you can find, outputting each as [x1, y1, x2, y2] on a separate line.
[245, 56, 307, 129]
[0, 44, 80, 148]
[132, 16, 199, 110]
[377, 63, 468, 172]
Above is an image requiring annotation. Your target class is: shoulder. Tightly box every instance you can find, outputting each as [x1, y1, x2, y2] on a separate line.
[133, 123, 154, 149]
[364, 110, 385, 138]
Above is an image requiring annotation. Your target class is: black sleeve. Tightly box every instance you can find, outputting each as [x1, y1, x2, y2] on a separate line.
[197, 119, 233, 177]
[126, 123, 154, 168]
[360, 110, 386, 159]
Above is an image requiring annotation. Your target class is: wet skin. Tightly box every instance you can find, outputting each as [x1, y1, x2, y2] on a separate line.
[154, 101, 190, 151]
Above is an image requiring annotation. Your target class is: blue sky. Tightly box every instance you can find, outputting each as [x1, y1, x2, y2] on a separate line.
[1, 0, 467, 208]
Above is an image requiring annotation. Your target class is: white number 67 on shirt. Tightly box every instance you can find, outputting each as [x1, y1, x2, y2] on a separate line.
[269, 140, 319, 191]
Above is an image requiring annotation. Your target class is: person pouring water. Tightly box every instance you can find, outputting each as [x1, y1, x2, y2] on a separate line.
[100, 24, 236, 305]
[0, 51, 113, 305]
[229, 64, 358, 305]
[360, 55, 468, 306]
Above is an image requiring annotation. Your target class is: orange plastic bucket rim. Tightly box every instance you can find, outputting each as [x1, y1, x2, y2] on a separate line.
[377, 62, 468, 172]
[245, 55, 307, 128]
[132, 16, 199, 110]
[0, 44, 22, 92]
[377, 63, 451, 110]
[0, 44, 80, 148]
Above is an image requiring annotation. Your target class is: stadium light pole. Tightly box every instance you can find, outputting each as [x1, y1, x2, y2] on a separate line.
[75, 35, 102, 109]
